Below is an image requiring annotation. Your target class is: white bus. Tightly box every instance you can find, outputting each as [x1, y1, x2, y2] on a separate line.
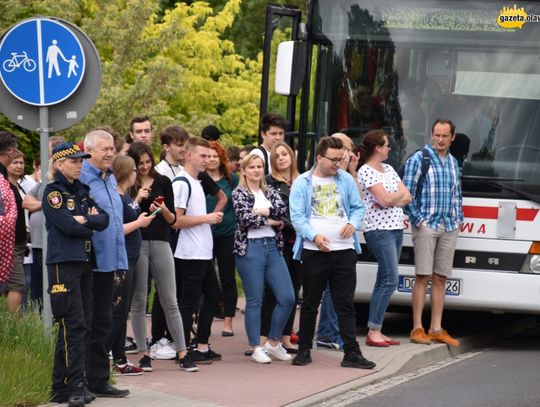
[261, 0, 540, 315]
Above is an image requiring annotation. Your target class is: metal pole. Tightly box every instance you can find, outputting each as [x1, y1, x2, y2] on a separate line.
[39, 106, 52, 332]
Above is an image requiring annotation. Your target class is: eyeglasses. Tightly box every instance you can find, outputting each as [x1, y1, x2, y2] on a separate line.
[322, 155, 343, 164]
[382, 144, 391, 148]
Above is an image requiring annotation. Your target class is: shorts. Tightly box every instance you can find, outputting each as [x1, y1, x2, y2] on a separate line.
[2, 243, 27, 293]
[411, 222, 458, 278]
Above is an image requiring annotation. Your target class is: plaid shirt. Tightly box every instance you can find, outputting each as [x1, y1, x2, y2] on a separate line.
[402, 144, 463, 231]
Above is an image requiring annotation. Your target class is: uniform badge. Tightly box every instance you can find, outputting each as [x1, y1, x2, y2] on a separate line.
[66, 198, 75, 211]
[47, 191, 63, 209]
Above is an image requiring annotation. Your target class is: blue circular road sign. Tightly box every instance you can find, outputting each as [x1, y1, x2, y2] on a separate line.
[0, 18, 86, 106]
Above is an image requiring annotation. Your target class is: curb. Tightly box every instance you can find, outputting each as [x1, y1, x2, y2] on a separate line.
[285, 315, 537, 407]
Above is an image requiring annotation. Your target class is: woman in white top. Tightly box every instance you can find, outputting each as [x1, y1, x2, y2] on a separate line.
[357, 130, 411, 347]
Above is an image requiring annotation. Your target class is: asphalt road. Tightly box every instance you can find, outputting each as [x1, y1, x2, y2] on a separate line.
[327, 321, 540, 407]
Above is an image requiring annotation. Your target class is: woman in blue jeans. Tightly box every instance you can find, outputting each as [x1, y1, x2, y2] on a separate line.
[357, 130, 411, 347]
[233, 153, 295, 364]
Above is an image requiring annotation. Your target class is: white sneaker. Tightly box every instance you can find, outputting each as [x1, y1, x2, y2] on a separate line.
[150, 338, 176, 360]
[251, 347, 271, 364]
[264, 341, 292, 361]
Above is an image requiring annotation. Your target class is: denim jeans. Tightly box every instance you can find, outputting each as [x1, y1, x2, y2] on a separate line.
[364, 229, 403, 330]
[236, 238, 295, 346]
[317, 284, 341, 342]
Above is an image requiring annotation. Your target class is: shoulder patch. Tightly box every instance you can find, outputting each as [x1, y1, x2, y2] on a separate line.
[47, 191, 63, 209]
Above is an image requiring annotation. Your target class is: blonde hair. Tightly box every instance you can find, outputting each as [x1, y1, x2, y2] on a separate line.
[113, 155, 136, 185]
[239, 153, 267, 191]
[47, 158, 66, 181]
[269, 141, 299, 183]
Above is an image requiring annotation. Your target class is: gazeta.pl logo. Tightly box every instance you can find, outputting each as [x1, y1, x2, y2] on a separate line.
[498, 4, 540, 29]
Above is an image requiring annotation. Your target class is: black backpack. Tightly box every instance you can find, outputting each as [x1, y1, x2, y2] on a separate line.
[398, 147, 430, 203]
[171, 175, 192, 206]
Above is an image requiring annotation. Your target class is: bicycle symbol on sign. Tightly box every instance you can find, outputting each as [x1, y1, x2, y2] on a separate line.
[2, 51, 37, 73]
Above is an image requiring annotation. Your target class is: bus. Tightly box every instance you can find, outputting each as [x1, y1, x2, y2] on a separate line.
[260, 0, 540, 316]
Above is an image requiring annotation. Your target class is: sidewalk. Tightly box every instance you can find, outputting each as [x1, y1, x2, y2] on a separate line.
[42, 303, 536, 407]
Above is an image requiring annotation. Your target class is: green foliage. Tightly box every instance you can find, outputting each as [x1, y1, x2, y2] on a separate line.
[0, 0, 268, 149]
[0, 299, 55, 407]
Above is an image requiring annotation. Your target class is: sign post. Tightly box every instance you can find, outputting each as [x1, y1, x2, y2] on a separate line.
[0, 17, 101, 330]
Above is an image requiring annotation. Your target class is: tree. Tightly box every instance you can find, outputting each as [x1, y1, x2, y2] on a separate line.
[1, 0, 265, 148]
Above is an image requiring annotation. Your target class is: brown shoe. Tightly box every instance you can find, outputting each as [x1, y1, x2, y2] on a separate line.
[410, 328, 431, 344]
[428, 329, 460, 347]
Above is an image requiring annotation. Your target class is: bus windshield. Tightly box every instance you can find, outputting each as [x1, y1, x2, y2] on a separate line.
[309, 0, 540, 202]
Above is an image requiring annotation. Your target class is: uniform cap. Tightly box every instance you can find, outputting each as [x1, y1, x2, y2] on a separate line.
[51, 142, 91, 161]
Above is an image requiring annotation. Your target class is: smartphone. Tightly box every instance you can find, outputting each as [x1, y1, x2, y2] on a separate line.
[150, 207, 162, 216]
[154, 195, 164, 205]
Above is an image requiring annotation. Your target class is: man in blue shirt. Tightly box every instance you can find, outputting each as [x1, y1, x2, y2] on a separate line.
[403, 119, 463, 347]
[289, 136, 375, 370]
[80, 129, 129, 397]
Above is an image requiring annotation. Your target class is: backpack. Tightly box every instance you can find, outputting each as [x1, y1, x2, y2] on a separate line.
[171, 175, 192, 207]
[398, 147, 430, 203]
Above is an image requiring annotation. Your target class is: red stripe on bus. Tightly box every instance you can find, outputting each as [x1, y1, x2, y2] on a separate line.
[463, 206, 498, 219]
[463, 206, 538, 221]
[516, 208, 539, 221]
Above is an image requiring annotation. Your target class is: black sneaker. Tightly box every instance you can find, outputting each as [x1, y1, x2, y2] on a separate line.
[179, 354, 199, 372]
[292, 348, 312, 366]
[187, 349, 213, 364]
[89, 383, 129, 398]
[341, 351, 376, 369]
[68, 382, 85, 407]
[125, 341, 138, 354]
[84, 387, 96, 403]
[138, 354, 153, 372]
[50, 386, 95, 404]
[205, 348, 222, 361]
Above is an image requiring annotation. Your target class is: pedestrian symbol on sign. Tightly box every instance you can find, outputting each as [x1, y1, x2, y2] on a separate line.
[46, 39, 68, 78]
[0, 18, 85, 106]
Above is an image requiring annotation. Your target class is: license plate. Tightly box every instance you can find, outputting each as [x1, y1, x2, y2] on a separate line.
[398, 276, 462, 296]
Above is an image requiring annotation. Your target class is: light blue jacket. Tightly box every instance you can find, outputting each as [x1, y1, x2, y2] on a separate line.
[289, 168, 365, 260]
[80, 161, 128, 272]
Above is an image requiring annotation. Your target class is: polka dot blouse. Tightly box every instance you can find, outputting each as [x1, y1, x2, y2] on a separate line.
[358, 163, 404, 232]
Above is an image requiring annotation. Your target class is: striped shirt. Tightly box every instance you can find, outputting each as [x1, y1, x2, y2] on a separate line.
[402, 144, 463, 231]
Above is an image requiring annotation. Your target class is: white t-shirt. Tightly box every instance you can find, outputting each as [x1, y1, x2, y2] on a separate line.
[358, 163, 404, 231]
[20, 174, 38, 195]
[172, 170, 213, 260]
[155, 159, 183, 182]
[251, 146, 272, 174]
[247, 189, 276, 239]
[303, 175, 354, 251]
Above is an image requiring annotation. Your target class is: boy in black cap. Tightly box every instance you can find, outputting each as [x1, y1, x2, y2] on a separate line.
[201, 125, 221, 141]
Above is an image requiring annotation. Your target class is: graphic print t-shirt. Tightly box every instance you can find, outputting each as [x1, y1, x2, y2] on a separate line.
[303, 175, 354, 252]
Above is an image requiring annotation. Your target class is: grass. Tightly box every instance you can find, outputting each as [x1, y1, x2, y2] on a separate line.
[0, 298, 55, 407]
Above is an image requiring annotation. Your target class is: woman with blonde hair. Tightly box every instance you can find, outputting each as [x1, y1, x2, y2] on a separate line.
[260, 141, 301, 352]
[233, 153, 295, 364]
[108, 155, 155, 375]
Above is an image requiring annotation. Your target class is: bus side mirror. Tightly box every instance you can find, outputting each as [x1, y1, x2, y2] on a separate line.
[275, 41, 308, 96]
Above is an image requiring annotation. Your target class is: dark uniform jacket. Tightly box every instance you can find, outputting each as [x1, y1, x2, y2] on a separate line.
[43, 171, 109, 265]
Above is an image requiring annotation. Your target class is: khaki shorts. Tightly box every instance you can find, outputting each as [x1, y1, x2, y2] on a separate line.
[411, 223, 458, 278]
